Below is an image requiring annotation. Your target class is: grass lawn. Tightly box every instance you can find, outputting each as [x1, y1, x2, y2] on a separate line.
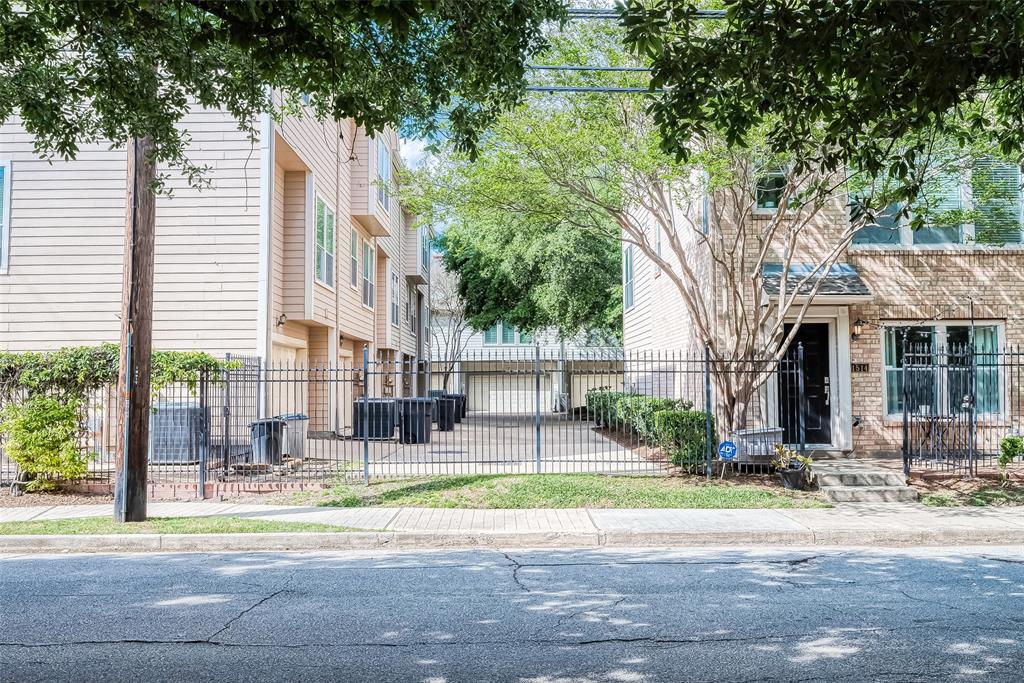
[0, 516, 357, 536]
[292, 474, 830, 509]
[921, 485, 1024, 507]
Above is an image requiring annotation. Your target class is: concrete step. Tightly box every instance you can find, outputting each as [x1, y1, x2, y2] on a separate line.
[821, 485, 920, 504]
[815, 471, 906, 488]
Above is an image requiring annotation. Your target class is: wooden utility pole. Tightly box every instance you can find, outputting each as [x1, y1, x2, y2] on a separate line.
[114, 136, 157, 523]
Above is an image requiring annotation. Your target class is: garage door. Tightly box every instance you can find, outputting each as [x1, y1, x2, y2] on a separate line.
[468, 374, 552, 414]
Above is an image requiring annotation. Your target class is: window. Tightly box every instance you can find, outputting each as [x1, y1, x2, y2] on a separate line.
[391, 269, 400, 326]
[376, 140, 390, 211]
[314, 198, 335, 287]
[420, 229, 430, 271]
[483, 324, 498, 345]
[483, 322, 531, 345]
[361, 239, 375, 308]
[913, 172, 963, 245]
[623, 245, 634, 310]
[349, 230, 358, 288]
[0, 161, 9, 272]
[701, 190, 710, 235]
[852, 202, 903, 245]
[972, 159, 1023, 245]
[853, 160, 1024, 247]
[406, 284, 414, 321]
[755, 169, 787, 211]
[883, 324, 1002, 417]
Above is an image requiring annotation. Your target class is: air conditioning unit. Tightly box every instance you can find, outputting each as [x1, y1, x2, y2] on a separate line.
[148, 401, 205, 465]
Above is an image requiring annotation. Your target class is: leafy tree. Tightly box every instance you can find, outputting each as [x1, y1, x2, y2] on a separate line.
[2, 0, 568, 178]
[621, 0, 1024, 193]
[429, 256, 473, 392]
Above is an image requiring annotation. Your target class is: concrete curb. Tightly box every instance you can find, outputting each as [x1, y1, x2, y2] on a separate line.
[1, 526, 1022, 553]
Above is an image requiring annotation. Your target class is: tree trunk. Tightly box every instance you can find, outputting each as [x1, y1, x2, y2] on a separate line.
[113, 137, 157, 523]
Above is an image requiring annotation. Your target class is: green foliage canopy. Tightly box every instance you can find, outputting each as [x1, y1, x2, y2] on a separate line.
[0, 0, 567, 181]
[621, 1, 1024, 187]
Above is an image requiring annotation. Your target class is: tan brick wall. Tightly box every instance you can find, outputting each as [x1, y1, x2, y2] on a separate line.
[848, 247, 1024, 454]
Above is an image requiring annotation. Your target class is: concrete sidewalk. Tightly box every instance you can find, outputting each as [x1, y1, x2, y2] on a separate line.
[1, 501, 1022, 552]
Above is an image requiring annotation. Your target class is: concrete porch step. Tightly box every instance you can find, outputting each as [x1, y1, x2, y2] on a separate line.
[816, 471, 907, 488]
[820, 485, 920, 504]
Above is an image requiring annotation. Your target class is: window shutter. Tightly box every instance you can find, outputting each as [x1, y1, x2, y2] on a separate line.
[501, 324, 515, 345]
[973, 159, 1022, 245]
[852, 202, 902, 245]
[484, 325, 498, 344]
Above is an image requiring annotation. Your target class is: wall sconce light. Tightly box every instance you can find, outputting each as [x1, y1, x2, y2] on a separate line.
[276, 313, 287, 328]
[851, 319, 865, 342]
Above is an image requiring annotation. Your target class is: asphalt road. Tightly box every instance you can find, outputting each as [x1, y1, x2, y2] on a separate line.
[2, 546, 1023, 682]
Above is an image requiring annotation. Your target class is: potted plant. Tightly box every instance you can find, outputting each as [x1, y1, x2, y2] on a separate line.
[772, 444, 813, 490]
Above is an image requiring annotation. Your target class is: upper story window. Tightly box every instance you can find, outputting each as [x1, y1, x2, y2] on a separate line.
[701, 190, 710, 235]
[623, 245, 635, 310]
[349, 229, 358, 288]
[755, 169, 787, 212]
[0, 161, 10, 273]
[361, 239, 375, 308]
[854, 160, 1024, 247]
[377, 140, 391, 211]
[314, 197, 335, 288]
[391, 268, 400, 326]
[420, 229, 430, 271]
[483, 322, 533, 345]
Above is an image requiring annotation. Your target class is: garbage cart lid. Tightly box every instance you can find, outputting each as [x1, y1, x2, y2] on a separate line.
[275, 412, 310, 421]
[731, 426, 784, 436]
[250, 417, 287, 427]
[397, 396, 436, 402]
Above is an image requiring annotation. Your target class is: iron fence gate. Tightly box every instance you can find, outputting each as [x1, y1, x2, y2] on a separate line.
[902, 338, 1024, 476]
[1, 347, 814, 493]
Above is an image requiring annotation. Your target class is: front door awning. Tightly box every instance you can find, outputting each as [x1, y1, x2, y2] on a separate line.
[761, 263, 873, 304]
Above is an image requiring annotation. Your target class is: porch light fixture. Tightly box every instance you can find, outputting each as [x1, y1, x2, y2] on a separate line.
[276, 313, 287, 327]
[851, 319, 865, 341]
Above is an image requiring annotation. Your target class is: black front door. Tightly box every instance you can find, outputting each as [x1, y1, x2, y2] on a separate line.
[780, 323, 832, 445]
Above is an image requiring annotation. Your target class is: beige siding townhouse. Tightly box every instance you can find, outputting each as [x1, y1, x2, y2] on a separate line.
[624, 163, 1024, 457]
[0, 102, 431, 435]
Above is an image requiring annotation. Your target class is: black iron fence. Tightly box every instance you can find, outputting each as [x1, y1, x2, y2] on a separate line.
[2, 348, 817, 493]
[902, 341, 1024, 476]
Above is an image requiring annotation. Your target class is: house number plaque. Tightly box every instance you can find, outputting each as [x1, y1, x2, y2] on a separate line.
[851, 363, 870, 373]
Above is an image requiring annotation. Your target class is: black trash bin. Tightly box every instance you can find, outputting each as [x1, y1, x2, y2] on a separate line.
[353, 399, 397, 440]
[428, 390, 445, 424]
[397, 397, 433, 444]
[250, 417, 287, 466]
[435, 396, 457, 432]
[444, 393, 466, 423]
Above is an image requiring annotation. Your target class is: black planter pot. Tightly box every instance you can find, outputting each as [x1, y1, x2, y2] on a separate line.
[778, 465, 808, 490]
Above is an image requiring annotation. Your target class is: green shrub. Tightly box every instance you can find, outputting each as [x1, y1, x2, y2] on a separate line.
[0, 395, 91, 491]
[999, 435, 1024, 480]
[654, 409, 713, 471]
[586, 389, 632, 427]
[616, 395, 680, 441]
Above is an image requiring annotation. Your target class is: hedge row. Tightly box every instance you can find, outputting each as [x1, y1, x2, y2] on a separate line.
[585, 389, 712, 469]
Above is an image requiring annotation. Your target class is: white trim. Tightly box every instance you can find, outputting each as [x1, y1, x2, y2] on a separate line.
[768, 308, 852, 452]
[303, 171, 315, 316]
[312, 193, 337, 291]
[0, 160, 10, 274]
[256, 114, 275, 364]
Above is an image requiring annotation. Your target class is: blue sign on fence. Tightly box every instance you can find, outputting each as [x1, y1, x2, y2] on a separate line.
[718, 441, 737, 461]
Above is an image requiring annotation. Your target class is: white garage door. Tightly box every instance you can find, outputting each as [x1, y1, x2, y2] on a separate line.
[469, 375, 551, 414]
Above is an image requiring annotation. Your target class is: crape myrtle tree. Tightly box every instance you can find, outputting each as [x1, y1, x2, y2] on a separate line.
[0, 0, 566, 520]
[408, 22, 1014, 434]
[429, 255, 473, 392]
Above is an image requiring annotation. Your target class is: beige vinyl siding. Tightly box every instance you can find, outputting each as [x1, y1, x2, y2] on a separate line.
[0, 108, 261, 354]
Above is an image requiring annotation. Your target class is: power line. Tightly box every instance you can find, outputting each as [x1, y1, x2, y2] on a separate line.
[527, 65, 650, 72]
[525, 85, 660, 94]
[565, 7, 728, 20]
